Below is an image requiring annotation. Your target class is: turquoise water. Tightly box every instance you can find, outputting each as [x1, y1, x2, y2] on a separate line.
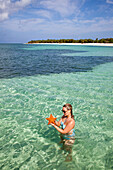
[0, 44, 113, 169]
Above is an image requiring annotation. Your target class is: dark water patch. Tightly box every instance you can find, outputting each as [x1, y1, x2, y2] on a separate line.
[0, 44, 113, 78]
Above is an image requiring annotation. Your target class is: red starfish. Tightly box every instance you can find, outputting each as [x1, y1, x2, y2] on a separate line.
[46, 114, 57, 125]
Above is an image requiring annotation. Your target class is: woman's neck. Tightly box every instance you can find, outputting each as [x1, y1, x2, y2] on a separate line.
[67, 115, 71, 119]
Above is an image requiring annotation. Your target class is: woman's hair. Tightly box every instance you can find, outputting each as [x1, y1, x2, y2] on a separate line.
[63, 103, 74, 119]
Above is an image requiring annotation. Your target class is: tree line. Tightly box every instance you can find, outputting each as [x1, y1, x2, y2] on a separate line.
[28, 38, 113, 44]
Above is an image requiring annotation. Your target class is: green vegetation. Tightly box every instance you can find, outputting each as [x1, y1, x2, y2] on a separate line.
[28, 38, 113, 44]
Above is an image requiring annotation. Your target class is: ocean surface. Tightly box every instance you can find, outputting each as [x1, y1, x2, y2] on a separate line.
[0, 44, 113, 169]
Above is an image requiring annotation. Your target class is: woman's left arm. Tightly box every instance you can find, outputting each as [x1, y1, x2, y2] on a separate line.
[51, 120, 75, 134]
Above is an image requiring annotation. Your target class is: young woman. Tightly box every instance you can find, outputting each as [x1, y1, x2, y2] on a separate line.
[51, 103, 75, 145]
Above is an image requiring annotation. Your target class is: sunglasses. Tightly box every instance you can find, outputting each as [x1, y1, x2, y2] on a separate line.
[62, 110, 67, 113]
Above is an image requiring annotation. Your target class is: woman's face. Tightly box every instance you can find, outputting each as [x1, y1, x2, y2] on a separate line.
[62, 107, 70, 117]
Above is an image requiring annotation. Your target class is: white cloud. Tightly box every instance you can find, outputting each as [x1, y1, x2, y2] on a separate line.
[0, 0, 9, 21]
[1, 16, 113, 34]
[78, 17, 113, 34]
[78, 19, 95, 24]
[0, 0, 85, 22]
[40, 0, 84, 17]
[0, 18, 46, 32]
[14, 0, 31, 7]
[0, 0, 32, 21]
[35, 10, 52, 19]
[106, 0, 113, 4]
[0, 12, 8, 21]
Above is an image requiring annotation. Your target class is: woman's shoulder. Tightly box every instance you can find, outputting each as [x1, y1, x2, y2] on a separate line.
[68, 118, 75, 125]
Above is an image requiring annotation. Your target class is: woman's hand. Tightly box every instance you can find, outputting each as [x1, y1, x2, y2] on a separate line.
[50, 123, 56, 127]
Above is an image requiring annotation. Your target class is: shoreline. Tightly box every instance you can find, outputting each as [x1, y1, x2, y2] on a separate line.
[26, 43, 113, 46]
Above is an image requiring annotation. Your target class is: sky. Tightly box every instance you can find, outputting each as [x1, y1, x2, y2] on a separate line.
[0, 0, 113, 43]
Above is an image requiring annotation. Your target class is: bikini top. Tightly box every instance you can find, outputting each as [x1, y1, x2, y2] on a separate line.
[61, 121, 66, 129]
[60, 120, 75, 133]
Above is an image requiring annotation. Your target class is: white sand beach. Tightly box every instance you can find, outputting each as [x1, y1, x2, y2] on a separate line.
[58, 43, 113, 46]
[27, 43, 113, 46]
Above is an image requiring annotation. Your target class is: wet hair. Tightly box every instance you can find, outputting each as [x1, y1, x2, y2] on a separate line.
[63, 103, 74, 119]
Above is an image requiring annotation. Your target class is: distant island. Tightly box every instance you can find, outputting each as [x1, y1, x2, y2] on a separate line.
[28, 38, 113, 44]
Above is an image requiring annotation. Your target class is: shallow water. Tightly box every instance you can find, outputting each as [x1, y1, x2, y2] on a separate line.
[0, 44, 113, 169]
